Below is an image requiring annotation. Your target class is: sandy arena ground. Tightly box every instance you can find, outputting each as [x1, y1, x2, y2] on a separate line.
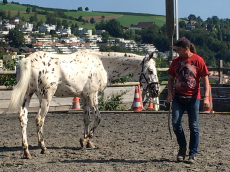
[0, 112, 229, 172]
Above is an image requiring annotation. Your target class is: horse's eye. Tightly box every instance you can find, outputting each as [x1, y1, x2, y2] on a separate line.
[149, 70, 153, 74]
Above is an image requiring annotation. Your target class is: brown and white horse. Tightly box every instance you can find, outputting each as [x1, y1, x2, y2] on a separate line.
[4, 49, 160, 159]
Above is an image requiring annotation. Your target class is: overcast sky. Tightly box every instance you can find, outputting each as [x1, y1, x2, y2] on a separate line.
[16, 0, 229, 21]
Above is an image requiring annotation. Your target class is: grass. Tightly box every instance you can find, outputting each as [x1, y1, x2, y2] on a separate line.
[116, 15, 166, 27]
[0, 2, 27, 11]
[65, 11, 118, 17]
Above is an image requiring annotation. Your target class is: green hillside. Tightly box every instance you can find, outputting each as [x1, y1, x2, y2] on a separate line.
[0, 2, 27, 11]
[0, 2, 178, 29]
[65, 11, 118, 17]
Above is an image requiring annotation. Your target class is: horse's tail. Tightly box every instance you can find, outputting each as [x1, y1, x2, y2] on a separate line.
[3, 58, 31, 114]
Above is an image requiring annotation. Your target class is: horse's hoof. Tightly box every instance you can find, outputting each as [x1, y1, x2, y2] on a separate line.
[41, 149, 50, 154]
[86, 141, 95, 149]
[89, 132, 94, 138]
[80, 138, 88, 148]
[23, 154, 32, 159]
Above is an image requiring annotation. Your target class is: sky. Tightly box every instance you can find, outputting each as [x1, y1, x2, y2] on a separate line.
[16, 0, 229, 21]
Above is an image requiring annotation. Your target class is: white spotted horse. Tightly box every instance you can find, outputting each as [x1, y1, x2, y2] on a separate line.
[3, 49, 160, 159]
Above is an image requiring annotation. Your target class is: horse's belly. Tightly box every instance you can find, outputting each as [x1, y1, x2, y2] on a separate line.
[54, 82, 82, 97]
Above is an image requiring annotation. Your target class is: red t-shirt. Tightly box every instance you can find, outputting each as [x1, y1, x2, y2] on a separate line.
[168, 54, 209, 99]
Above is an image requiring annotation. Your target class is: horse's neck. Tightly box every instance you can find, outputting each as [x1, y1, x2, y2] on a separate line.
[99, 55, 142, 83]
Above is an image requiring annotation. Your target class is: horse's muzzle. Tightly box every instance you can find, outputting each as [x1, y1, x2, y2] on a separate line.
[146, 82, 160, 98]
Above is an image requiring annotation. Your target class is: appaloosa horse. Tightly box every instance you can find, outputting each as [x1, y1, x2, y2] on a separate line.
[4, 49, 160, 159]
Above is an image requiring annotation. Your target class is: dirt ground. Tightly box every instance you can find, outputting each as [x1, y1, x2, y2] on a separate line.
[0, 112, 230, 172]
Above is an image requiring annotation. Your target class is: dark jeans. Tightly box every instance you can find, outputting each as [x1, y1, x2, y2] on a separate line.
[172, 97, 200, 156]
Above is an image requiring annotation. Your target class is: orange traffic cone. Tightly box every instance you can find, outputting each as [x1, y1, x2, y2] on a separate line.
[202, 85, 214, 114]
[132, 86, 142, 111]
[147, 98, 154, 110]
[138, 85, 144, 109]
[72, 97, 81, 110]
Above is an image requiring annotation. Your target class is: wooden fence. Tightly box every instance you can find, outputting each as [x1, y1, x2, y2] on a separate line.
[0, 60, 230, 112]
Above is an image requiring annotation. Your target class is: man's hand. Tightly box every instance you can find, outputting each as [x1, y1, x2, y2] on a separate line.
[166, 94, 173, 104]
[203, 96, 209, 108]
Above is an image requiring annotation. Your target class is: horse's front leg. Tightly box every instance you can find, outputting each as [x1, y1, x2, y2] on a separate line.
[80, 106, 101, 149]
[89, 106, 101, 138]
[80, 104, 91, 148]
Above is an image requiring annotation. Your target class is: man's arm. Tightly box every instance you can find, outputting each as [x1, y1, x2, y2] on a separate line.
[166, 75, 175, 103]
[201, 75, 210, 107]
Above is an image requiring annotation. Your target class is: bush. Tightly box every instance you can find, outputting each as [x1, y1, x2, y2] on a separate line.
[98, 90, 129, 111]
[0, 59, 18, 87]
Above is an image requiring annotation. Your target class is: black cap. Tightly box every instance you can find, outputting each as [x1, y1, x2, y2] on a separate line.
[172, 37, 190, 49]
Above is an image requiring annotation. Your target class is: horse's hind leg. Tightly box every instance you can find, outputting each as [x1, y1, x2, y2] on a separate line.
[80, 94, 101, 148]
[35, 92, 53, 154]
[80, 101, 91, 148]
[19, 89, 33, 159]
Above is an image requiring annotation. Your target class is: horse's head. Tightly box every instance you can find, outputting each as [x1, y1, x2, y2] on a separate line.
[139, 52, 160, 98]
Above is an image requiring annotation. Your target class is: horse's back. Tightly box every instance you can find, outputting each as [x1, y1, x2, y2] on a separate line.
[26, 51, 108, 98]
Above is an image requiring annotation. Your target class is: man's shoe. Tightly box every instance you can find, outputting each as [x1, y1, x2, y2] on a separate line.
[177, 147, 186, 162]
[188, 156, 196, 164]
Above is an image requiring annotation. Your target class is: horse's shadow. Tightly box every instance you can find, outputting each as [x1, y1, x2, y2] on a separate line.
[0, 146, 177, 164]
[54, 158, 175, 164]
[0, 145, 83, 152]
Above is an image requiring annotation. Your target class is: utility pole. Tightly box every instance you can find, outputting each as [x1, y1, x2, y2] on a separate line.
[175, 0, 179, 41]
[165, 0, 175, 63]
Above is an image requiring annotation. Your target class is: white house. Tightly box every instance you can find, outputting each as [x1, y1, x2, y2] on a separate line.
[21, 22, 33, 32]
[79, 29, 92, 37]
[39, 24, 56, 33]
[58, 27, 71, 36]
[83, 42, 100, 51]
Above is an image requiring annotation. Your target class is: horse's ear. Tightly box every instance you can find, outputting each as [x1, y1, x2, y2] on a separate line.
[148, 52, 154, 60]
[149, 52, 157, 60]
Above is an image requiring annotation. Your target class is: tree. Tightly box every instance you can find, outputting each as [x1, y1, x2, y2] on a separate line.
[3, 0, 7, 5]
[46, 13, 56, 25]
[50, 30, 56, 37]
[29, 16, 34, 23]
[5, 28, 25, 48]
[85, 7, 89, 11]
[123, 30, 135, 40]
[196, 16, 203, 24]
[101, 31, 110, 43]
[62, 19, 68, 28]
[77, 16, 83, 22]
[105, 19, 123, 37]
[92, 28, 96, 35]
[7, 10, 11, 20]
[33, 13, 38, 22]
[141, 25, 159, 44]
[188, 14, 196, 21]
[32, 7, 37, 13]
[77, 7, 83, 11]
[26, 7, 30, 14]
[212, 16, 219, 25]
[95, 20, 106, 30]
[90, 17, 95, 24]
[0, 10, 6, 18]
[56, 19, 62, 30]
[179, 21, 187, 29]
[17, 11, 20, 17]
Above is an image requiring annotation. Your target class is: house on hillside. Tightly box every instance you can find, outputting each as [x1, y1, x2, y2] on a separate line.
[39, 24, 56, 33]
[186, 20, 197, 30]
[20, 47, 36, 55]
[20, 22, 33, 32]
[4, 47, 17, 54]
